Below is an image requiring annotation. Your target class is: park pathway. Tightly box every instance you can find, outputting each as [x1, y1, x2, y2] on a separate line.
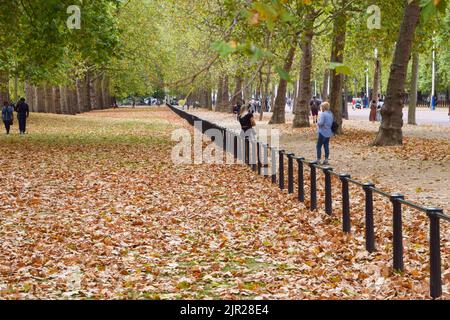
[181, 107, 450, 212]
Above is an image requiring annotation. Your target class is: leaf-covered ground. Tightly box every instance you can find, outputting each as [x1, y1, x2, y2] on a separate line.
[0, 107, 448, 300]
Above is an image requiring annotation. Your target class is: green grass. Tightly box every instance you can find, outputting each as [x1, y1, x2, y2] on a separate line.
[0, 113, 176, 147]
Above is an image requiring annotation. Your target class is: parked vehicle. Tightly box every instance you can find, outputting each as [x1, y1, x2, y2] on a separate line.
[353, 98, 362, 109]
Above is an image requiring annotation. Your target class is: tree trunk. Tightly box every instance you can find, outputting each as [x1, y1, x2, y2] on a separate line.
[44, 84, 54, 113]
[54, 86, 62, 114]
[293, 28, 314, 128]
[72, 87, 80, 115]
[86, 71, 96, 111]
[329, 7, 347, 134]
[232, 76, 243, 106]
[292, 79, 299, 114]
[206, 87, 213, 110]
[372, 56, 381, 102]
[218, 75, 230, 112]
[0, 70, 9, 104]
[96, 75, 104, 109]
[60, 86, 67, 114]
[25, 81, 35, 112]
[216, 77, 223, 111]
[322, 69, 329, 101]
[270, 43, 297, 124]
[408, 52, 419, 125]
[373, 1, 420, 146]
[13, 73, 18, 103]
[342, 75, 349, 120]
[257, 68, 264, 120]
[36, 85, 45, 113]
[76, 79, 84, 113]
[101, 76, 110, 109]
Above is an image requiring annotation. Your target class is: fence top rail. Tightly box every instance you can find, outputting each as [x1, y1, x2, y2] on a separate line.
[347, 178, 366, 188]
[371, 187, 392, 198]
[167, 104, 447, 222]
[397, 198, 430, 213]
[436, 212, 450, 222]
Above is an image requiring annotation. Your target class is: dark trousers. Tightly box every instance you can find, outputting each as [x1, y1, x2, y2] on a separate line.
[18, 116, 27, 133]
[317, 133, 330, 160]
[3, 121, 11, 134]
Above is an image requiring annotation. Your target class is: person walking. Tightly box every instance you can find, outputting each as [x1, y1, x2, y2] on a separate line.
[16, 98, 30, 134]
[316, 102, 334, 165]
[310, 96, 321, 124]
[2, 101, 14, 134]
[363, 95, 369, 109]
[369, 100, 377, 122]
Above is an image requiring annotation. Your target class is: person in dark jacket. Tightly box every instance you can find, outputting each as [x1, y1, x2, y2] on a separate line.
[2, 101, 14, 134]
[16, 98, 30, 134]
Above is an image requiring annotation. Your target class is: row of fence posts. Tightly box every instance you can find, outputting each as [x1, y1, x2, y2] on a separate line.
[167, 104, 448, 300]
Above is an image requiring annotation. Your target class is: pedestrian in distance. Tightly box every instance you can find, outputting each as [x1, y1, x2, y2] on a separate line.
[15, 98, 30, 134]
[238, 104, 256, 140]
[2, 101, 14, 135]
[316, 101, 334, 166]
[310, 96, 321, 124]
[369, 100, 377, 122]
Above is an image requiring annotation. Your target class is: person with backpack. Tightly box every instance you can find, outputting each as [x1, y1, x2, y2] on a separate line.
[16, 98, 30, 134]
[2, 101, 14, 135]
[310, 96, 321, 124]
[316, 101, 334, 165]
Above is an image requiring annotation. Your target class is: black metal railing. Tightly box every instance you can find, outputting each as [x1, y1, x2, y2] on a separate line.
[167, 104, 449, 300]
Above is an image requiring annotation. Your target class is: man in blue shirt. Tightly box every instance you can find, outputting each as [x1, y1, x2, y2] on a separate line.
[316, 101, 334, 165]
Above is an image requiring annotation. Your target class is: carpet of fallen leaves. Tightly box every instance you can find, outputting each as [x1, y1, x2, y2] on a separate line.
[0, 107, 448, 300]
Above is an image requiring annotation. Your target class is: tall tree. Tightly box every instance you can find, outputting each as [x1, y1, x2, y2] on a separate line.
[373, 1, 421, 146]
[408, 52, 420, 125]
[329, 1, 348, 135]
[293, 12, 317, 128]
[269, 41, 297, 124]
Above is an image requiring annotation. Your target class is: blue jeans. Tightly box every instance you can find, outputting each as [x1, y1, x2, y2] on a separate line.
[317, 133, 330, 160]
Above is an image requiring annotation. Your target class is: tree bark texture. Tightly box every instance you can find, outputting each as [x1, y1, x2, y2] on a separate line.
[373, 1, 420, 146]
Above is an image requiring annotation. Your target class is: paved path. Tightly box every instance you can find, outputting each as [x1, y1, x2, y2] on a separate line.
[178, 107, 450, 212]
[347, 107, 449, 126]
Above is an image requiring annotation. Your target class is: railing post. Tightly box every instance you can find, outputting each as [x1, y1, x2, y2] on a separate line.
[257, 142, 261, 175]
[339, 174, 351, 233]
[263, 144, 269, 177]
[296, 158, 305, 202]
[309, 162, 317, 211]
[237, 136, 242, 162]
[363, 183, 376, 253]
[279, 150, 285, 190]
[390, 193, 405, 272]
[287, 154, 294, 194]
[271, 148, 277, 184]
[233, 135, 238, 161]
[322, 167, 333, 215]
[251, 140, 257, 172]
[427, 208, 443, 299]
[223, 129, 227, 152]
[245, 137, 250, 166]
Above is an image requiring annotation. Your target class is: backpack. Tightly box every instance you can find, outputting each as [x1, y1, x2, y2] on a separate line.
[2, 106, 13, 122]
[331, 121, 339, 134]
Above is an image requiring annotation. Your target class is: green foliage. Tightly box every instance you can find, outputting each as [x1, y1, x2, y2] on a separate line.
[1, 0, 449, 100]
